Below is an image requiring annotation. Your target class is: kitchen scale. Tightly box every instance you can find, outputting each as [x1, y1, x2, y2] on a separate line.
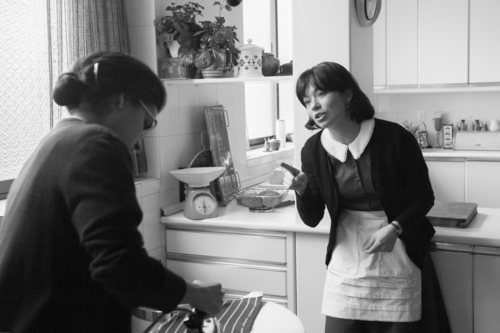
[169, 167, 226, 220]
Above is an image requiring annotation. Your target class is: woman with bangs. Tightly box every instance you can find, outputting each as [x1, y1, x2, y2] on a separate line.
[290, 62, 449, 333]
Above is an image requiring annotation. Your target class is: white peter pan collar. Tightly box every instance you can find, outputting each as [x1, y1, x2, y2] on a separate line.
[320, 118, 375, 162]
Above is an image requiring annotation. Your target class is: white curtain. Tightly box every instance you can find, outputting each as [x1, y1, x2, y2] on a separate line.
[0, 0, 131, 180]
[49, 0, 131, 121]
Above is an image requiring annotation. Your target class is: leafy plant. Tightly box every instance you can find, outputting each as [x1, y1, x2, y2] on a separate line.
[193, 1, 240, 70]
[154, 2, 204, 62]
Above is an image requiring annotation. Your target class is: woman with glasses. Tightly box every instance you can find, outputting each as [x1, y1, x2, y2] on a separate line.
[0, 51, 223, 333]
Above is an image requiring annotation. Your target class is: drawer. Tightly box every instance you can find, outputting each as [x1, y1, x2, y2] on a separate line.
[166, 229, 287, 264]
[167, 259, 288, 297]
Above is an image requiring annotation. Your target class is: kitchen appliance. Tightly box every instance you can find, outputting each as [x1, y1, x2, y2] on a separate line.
[426, 201, 478, 228]
[170, 167, 226, 220]
[454, 131, 500, 150]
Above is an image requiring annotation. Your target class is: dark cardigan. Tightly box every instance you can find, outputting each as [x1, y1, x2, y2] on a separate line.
[0, 119, 187, 333]
[296, 118, 450, 331]
[296, 118, 436, 269]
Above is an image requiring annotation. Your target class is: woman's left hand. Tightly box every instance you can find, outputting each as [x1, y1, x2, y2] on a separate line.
[363, 224, 399, 253]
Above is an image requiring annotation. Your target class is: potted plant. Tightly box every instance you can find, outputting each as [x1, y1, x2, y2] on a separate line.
[154, 2, 204, 78]
[193, 1, 240, 78]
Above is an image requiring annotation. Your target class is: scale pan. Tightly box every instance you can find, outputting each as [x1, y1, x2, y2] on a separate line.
[170, 167, 226, 186]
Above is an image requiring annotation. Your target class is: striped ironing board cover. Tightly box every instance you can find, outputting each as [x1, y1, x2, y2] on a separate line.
[156, 296, 263, 333]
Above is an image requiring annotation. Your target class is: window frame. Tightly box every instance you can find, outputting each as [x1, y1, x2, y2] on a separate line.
[0, 180, 13, 200]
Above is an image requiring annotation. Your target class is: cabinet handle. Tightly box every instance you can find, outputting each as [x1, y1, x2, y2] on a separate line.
[430, 242, 473, 253]
[474, 246, 500, 256]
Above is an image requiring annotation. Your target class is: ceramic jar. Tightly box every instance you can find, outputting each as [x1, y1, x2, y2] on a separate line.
[262, 53, 280, 76]
[237, 39, 264, 77]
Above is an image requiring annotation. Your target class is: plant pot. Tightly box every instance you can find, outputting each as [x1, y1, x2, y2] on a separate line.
[158, 58, 196, 79]
[201, 65, 223, 78]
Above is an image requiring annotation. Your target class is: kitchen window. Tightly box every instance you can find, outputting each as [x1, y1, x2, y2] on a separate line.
[0, 1, 53, 183]
[0, 1, 129, 190]
[243, 0, 294, 149]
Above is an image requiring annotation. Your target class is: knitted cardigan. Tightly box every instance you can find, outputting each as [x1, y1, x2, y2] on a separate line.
[296, 118, 436, 269]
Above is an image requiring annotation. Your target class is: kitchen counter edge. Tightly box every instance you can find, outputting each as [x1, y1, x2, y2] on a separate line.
[161, 201, 500, 248]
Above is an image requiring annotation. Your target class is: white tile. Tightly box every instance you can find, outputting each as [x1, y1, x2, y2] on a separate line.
[159, 188, 182, 208]
[140, 136, 160, 178]
[199, 85, 218, 106]
[128, 26, 157, 72]
[141, 179, 161, 197]
[125, 0, 155, 27]
[227, 127, 247, 168]
[139, 193, 164, 252]
[159, 133, 201, 191]
[216, 84, 246, 129]
[178, 86, 205, 134]
[158, 84, 181, 136]
[135, 183, 142, 197]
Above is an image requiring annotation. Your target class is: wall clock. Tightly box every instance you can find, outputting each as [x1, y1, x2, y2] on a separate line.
[355, 0, 382, 27]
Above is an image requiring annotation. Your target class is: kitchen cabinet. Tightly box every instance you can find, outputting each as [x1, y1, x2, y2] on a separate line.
[426, 159, 465, 202]
[424, 157, 500, 208]
[465, 161, 500, 208]
[372, 0, 386, 87]
[418, 0, 468, 85]
[473, 247, 500, 333]
[165, 226, 296, 309]
[375, 0, 500, 90]
[469, 0, 500, 84]
[295, 233, 328, 333]
[430, 243, 474, 333]
[385, 0, 418, 86]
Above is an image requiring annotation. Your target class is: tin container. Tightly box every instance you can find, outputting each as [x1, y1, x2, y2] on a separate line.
[237, 39, 264, 77]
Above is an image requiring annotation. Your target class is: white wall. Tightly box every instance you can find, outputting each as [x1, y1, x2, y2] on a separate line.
[375, 92, 500, 146]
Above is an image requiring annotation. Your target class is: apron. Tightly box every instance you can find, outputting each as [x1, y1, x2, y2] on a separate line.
[321, 210, 421, 322]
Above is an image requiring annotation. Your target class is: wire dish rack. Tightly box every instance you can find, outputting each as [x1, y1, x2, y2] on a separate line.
[236, 184, 290, 212]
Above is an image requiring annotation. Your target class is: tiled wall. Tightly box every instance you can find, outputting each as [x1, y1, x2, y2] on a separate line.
[135, 178, 164, 264]
[125, 0, 293, 262]
[375, 92, 500, 147]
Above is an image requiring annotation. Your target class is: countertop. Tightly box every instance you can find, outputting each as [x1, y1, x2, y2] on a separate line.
[161, 201, 500, 248]
[422, 149, 500, 160]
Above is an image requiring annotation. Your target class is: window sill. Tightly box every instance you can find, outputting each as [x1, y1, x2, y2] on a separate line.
[246, 143, 294, 167]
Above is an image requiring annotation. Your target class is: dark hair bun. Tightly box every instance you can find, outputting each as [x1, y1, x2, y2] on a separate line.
[52, 73, 88, 106]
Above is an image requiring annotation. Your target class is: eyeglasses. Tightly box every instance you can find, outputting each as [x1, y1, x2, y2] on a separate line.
[139, 100, 158, 131]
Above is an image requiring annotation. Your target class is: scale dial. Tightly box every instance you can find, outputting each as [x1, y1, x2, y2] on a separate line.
[192, 193, 218, 215]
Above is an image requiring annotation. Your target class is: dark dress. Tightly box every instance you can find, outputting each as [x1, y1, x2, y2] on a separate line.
[296, 118, 451, 333]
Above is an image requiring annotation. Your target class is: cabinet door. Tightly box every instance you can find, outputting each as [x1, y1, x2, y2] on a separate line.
[373, 0, 386, 88]
[426, 160, 465, 202]
[418, 0, 468, 85]
[386, 0, 418, 86]
[295, 233, 328, 333]
[466, 161, 500, 208]
[474, 249, 500, 333]
[470, 0, 500, 84]
[431, 244, 474, 333]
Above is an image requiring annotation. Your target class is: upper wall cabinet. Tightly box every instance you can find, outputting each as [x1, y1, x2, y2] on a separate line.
[375, 0, 500, 91]
[418, 0, 468, 86]
[385, 0, 418, 86]
[469, 0, 500, 84]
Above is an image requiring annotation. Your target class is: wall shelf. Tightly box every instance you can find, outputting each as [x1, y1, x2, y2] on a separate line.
[162, 75, 293, 85]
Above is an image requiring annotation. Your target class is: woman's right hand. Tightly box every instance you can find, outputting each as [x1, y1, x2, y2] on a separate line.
[181, 280, 224, 316]
[280, 163, 308, 196]
[289, 172, 309, 196]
